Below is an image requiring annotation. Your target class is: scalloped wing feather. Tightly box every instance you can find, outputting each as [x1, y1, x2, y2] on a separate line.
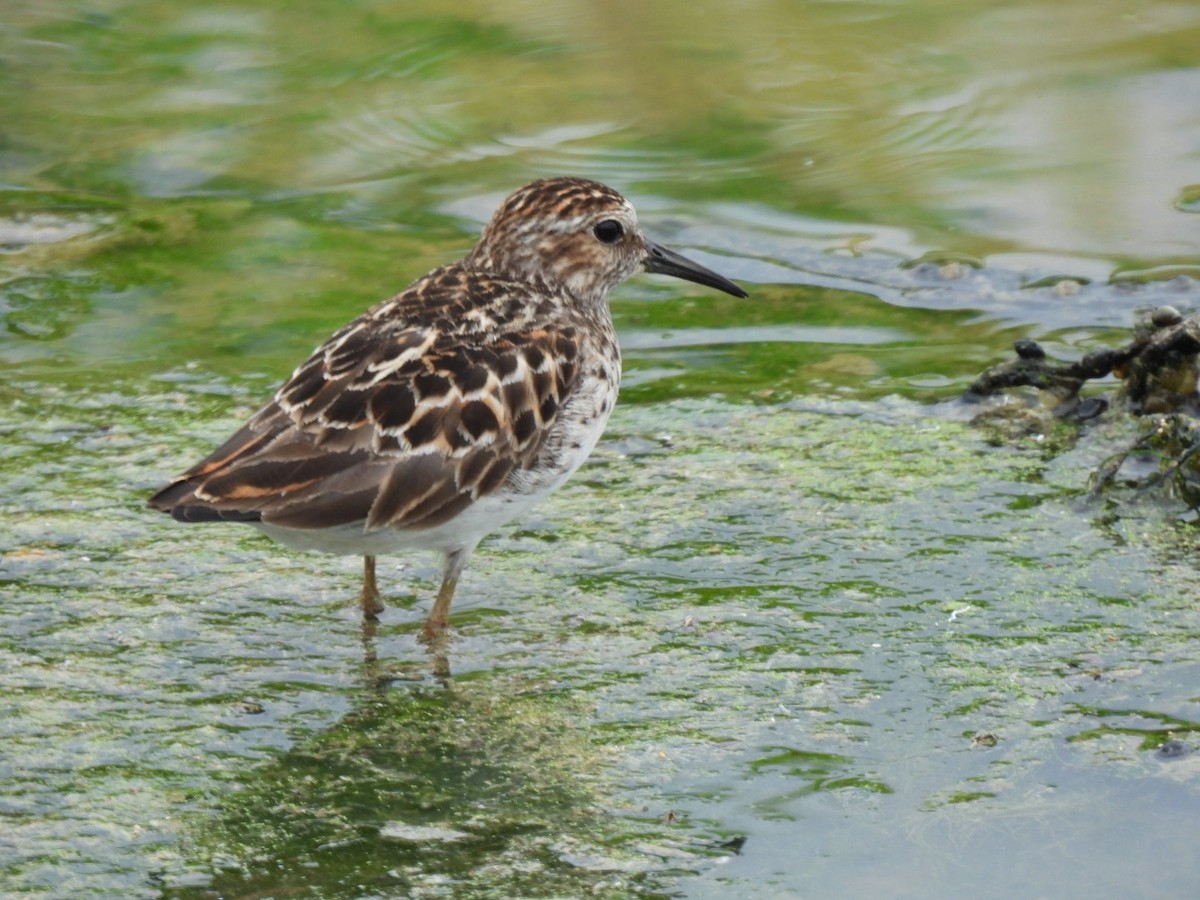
[148, 270, 586, 534]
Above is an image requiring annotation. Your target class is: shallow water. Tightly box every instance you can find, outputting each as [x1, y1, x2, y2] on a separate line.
[2, 2, 1199, 897]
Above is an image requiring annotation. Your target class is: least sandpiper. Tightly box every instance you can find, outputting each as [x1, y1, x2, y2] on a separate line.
[149, 177, 746, 636]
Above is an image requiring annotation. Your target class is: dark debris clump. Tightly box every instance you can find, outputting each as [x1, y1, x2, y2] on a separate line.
[966, 307, 1200, 507]
[967, 306, 1200, 417]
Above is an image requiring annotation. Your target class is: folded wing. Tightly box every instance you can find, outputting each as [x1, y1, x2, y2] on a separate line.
[149, 277, 582, 534]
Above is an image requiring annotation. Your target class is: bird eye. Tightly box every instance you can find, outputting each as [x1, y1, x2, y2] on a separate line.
[593, 219, 624, 244]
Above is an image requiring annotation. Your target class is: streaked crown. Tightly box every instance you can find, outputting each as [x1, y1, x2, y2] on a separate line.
[466, 177, 645, 308]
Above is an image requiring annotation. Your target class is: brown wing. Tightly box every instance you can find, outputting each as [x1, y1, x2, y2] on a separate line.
[148, 273, 583, 533]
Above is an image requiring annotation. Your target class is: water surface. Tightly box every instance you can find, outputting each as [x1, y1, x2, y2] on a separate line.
[2, 2, 1199, 897]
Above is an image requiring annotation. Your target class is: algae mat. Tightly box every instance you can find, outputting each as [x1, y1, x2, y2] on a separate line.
[2, 381, 1197, 897]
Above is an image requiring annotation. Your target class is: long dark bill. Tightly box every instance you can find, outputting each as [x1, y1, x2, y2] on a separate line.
[644, 240, 748, 298]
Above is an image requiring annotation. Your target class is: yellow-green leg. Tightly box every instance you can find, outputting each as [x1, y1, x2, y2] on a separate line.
[361, 554, 385, 619]
[421, 547, 472, 639]
[423, 574, 457, 638]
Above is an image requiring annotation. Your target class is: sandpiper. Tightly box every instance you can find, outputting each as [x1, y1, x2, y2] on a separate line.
[149, 177, 746, 636]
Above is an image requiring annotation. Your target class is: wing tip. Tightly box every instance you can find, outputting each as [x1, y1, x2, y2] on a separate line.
[147, 480, 264, 524]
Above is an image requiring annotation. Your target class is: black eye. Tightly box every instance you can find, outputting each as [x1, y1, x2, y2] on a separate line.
[593, 219, 624, 244]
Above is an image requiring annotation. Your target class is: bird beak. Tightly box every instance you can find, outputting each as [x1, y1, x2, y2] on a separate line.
[643, 240, 748, 298]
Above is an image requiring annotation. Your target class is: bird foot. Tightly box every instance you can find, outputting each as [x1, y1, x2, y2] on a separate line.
[419, 616, 451, 643]
[360, 588, 385, 619]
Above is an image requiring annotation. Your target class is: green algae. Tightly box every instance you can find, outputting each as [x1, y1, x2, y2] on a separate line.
[4, 376, 1199, 896]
